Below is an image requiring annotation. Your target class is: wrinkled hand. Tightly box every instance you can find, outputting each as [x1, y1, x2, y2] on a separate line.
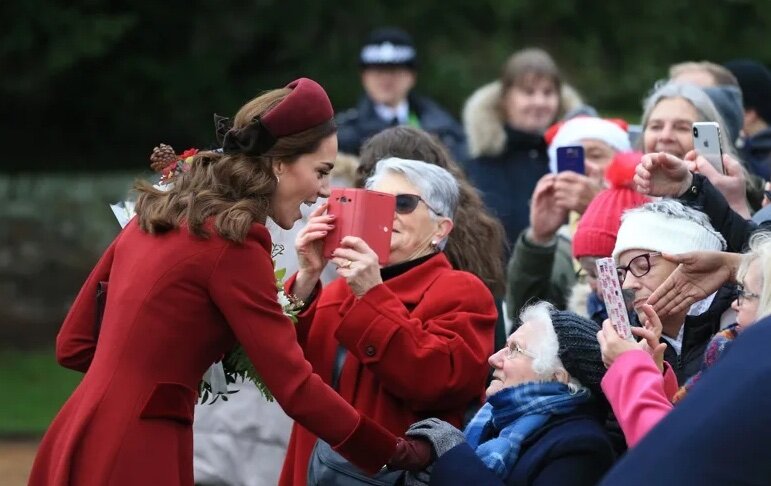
[597, 319, 667, 372]
[332, 236, 382, 297]
[635, 305, 667, 372]
[406, 418, 466, 459]
[646, 251, 739, 317]
[553, 171, 602, 214]
[528, 174, 569, 244]
[635, 152, 693, 197]
[685, 151, 751, 219]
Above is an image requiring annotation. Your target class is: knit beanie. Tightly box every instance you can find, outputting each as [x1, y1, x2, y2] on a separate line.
[572, 152, 650, 259]
[545, 117, 631, 173]
[549, 310, 605, 395]
[724, 59, 771, 124]
[612, 200, 727, 262]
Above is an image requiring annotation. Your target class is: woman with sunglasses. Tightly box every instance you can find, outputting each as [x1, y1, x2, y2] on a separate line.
[280, 157, 498, 485]
[597, 232, 771, 448]
[30, 79, 431, 486]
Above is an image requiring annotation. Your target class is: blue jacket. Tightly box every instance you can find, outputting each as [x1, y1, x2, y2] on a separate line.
[600, 317, 771, 486]
[336, 93, 468, 164]
[431, 412, 615, 486]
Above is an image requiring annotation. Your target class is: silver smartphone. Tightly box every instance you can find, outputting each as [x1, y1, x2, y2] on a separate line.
[692, 122, 724, 174]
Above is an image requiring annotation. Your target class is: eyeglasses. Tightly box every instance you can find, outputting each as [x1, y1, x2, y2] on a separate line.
[616, 252, 662, 284]
[503, 341, 536, 360]
[395, 194, 444, 216]
[575, 267, 598, 284]
[736, 284, 761, 306]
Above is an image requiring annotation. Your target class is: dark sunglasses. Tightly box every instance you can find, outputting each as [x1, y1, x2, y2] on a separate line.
[395, 194, 444, 216]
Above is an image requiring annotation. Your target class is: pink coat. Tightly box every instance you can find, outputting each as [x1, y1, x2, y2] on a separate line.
[601, 350, 678, 447]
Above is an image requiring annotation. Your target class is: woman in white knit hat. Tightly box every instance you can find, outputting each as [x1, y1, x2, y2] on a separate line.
[612, 199, 733, 384]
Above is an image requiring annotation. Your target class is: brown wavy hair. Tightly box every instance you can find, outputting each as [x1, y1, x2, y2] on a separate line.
[357, 126, 506, 297]
[135, 88, 336, 243]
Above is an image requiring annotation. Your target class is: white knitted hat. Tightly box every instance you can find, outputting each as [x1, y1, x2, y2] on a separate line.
[612, 200, 726, 262]
[548, 117, 631, 173]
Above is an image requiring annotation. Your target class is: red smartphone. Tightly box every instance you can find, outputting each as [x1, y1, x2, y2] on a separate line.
[323, 188, 395, 265]
[556, 145, 585, 174]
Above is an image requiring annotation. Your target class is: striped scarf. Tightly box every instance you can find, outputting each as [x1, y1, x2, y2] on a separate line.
[464, 381, 590, 480]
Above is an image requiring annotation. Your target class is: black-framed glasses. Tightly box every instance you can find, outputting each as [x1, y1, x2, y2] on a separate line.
[616, 252, 662, 284]
[395, 194, 444, 216]
[736, 284, 761, 306]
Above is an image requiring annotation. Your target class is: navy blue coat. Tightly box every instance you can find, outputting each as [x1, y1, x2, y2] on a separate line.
[600, 317, 771, 486]
[336, 93, 467, 165]
[464, 126, 549, 260]
[430, 412, 615, 486]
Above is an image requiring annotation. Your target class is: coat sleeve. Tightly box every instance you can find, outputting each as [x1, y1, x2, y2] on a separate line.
[505, 230, 575, 324]
[334, 271, 497, 409]
[601, 350, 674, 447]
[56, 237, 118, 372]
[678, 173, 756, 252]
[208, 227, 397, 473]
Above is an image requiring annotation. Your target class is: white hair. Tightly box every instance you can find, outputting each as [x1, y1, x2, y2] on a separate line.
[365, 157, 460, 249]
[518, 302, 585, 394]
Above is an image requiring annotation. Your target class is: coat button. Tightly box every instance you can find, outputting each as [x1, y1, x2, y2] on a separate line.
[365, 345, 376, 357]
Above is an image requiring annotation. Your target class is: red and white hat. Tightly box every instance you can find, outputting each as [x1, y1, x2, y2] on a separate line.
[545, 117, 631, 173]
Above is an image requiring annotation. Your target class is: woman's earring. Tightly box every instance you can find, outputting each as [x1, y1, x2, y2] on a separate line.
[275, 174, 280, 184]
[431, 240, 438, 248]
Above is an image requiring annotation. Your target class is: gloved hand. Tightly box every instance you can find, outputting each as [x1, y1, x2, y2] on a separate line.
[405, 418, 466, 459]
[386, 437, 433, 472]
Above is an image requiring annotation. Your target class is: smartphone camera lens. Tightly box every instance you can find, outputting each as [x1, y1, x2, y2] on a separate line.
[693, 126, 699, 138]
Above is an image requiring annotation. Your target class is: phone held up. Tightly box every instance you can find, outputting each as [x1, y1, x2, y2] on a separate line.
[595, 258, 634, 341]
[692, 122, 725, 174]
[556, 145, 586, 174]
[322, 188, 395, 265]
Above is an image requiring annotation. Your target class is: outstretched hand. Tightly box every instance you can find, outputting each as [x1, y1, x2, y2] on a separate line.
[685, 150, 751, 219]
[528, 174, 569, 244]
[646, 251, 739, 317]
[634, 152, 693, 197]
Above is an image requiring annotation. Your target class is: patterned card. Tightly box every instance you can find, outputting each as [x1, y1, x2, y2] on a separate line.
[596, 258, 634, 341]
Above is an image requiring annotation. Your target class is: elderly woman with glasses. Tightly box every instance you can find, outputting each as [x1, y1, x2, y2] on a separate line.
[597, 232, 771, 448]
[279, 157, 498, 485]
[400, 302, 615, 486]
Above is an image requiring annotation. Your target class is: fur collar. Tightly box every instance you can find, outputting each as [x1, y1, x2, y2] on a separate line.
[463, 81, 507, 158]
[567, 282, 592, 319]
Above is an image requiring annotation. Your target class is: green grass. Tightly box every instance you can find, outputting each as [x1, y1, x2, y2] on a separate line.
[0, 348, 83, 436]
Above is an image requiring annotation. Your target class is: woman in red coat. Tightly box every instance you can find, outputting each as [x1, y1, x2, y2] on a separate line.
[29, 78, 428, 486]
[280, 157, 498, 484]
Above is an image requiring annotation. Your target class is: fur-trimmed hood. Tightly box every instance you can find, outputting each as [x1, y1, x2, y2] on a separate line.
[463, 81, 507, 158]
[462, 81, 587, 158]
[567, 281, 593, 319]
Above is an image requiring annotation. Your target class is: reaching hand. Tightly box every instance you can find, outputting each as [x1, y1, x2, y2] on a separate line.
[634, 305, 667, 372]
[597, 319, 666, 371]
[685, 151, 751, 219]
[634, 152, 693, 197]
[295, 204, 334, 276]
[331, 236, 383, 298]
[646, 251, 739, 317]
[553, 171, 602, 214]
[528, 174, 569, 244]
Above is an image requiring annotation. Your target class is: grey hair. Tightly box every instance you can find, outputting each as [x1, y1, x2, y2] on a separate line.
[737, 231, 771, 322]
[365, 157, 460, 249]
[519, 301, 585, 394]
[640, 81, 737, 157]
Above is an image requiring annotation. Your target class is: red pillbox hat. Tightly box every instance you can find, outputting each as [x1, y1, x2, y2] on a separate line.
[262, 77, 334, 137]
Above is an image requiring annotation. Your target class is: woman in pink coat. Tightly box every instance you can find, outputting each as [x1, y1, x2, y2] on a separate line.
[29, 78, 428, 486]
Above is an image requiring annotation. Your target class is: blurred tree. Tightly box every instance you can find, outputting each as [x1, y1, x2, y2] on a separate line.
[1, 0, 769, 171]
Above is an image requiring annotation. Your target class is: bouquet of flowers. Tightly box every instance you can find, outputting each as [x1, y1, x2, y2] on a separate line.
[111, 144, 303, 404]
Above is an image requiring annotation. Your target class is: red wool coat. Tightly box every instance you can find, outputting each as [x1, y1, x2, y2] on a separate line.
[279, 252, 497, 485]
[29, 220, 397, 486]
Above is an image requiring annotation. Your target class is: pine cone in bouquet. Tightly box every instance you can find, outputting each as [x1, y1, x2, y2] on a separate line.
[150, 143, 178, 172]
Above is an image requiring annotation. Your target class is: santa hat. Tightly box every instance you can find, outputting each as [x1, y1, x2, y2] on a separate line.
[546, 117, 631, 173]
